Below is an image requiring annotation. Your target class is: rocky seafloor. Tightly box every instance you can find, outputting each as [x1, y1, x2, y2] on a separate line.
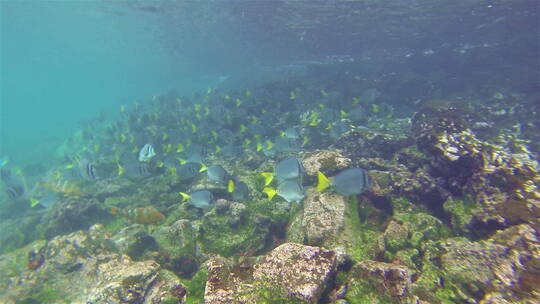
[0, 78, 539, 304]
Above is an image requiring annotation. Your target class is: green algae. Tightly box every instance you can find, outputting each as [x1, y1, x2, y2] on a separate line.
[248, 283, 304, 304]
[345, 276, 393, 304]
[443, 196, 479, 235]
[181, 268, 208, 304]
[346, 197, 382, 261]
[103, 216, 126, 234]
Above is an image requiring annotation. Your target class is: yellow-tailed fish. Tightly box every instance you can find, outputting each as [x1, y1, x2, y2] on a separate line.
[117, 162, 124, 176]
[227, 180, 235, 193]
[30, 197, 40, 208]
[303, 136, 311, 146]
[263, 187, 277, 200]
[289, 91, 296, 100]
[177, 143, 185, 153]
[215, 146, 221, 153]
[265, 140, 273, 150]
[352, 97, 361, 104]
[168, 167, 177, 177]
[320, 89, 328, 96]
[199, 164, 208, 173]
[309, 112, 319, 126]
[371, 104, 379, 113]
[260, 172, 274, 186]
[245, 90, 252, 97]
[256, 142, 263, 152]
[316, 171, 331, 192]
[179, 192, 190, 202]
[236, 98, 242, 107]
[164, 143, 172, 153]
[211, 131, 218, 140]
[340, 110, 349, 118]
[177, 158, 187, 165]
[240, 124, 246, 133]
[191, 123, 197, 133]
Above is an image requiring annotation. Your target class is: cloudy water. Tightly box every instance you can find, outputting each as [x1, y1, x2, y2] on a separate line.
[0, 1, 538, 303]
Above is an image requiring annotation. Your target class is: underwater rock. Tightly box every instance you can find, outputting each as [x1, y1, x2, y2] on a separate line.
[301, 150, 351, 176]
[337, 130, 412, 160]
[0, 224, 186, 303]
[432, 225, 540, 303]
[389, 165, 450, 217]
[150, 219, 198, 275]
[301, 189, 346, 246]
[351, 260, 412, 301]
[253, 242, 337, 303]
[203, 256, 251, 304]
[382, 220, 410, 253]
[414, 110, 540, 231]
[41, 197, 109, 239]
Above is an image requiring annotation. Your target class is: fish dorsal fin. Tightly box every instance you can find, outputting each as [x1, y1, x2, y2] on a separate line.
[179, 192, 190, 202]
[317, 171, 331, 192]
[260, 172, 274, 186]
[227, 180, 235, 193]
[263, 187, 277, 200]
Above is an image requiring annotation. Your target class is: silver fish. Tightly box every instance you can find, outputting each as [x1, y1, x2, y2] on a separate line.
[138, 143, 156, 162]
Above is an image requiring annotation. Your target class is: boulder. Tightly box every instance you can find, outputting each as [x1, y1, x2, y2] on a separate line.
[253, 242, 337, 303]
[301, 150, 351, 176]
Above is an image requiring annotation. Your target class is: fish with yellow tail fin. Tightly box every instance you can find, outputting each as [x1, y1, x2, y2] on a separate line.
[260, 172, 274, 186]
[179, 190, 215, 208]
[317, 168, 371, 196]
[227, 180, 235, 193]
[263, 180, 305, 203]
[111, 206, 165, 225]
[263, 187, 277, 200]
[289, 90, 296, 100]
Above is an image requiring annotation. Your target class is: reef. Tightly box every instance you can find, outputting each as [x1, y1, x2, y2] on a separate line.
[0, 70, 539, 304]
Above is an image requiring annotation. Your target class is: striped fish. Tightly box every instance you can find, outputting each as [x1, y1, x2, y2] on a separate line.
[78, 159, 98, 180]
[138, 143, 156, 162]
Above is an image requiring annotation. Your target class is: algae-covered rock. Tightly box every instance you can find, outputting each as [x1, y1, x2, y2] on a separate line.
[337, 129, 412, 160]
[352, 260, 412, 301]
[301, 150, 351, 176]
[302, 189, 346, 246]
[199, 200, 269, 257]
[253, 242, 337, 303]
[0, 224, 186, 304]
[41, 197, 110, 239]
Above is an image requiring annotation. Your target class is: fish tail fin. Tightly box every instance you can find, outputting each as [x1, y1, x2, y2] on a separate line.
[317, 171, 331, 192]
[30, 197, 40, 208]
[116, 162, 124, 176]
[199, 164, 208, 173]
[263, 187, 277, 200]
[261, 172, 274, 186]
[179, 192, 190, 202]
[227, 180, 235, 193]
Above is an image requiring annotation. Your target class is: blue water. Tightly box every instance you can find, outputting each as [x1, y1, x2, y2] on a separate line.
[0, 1, 270, 165]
